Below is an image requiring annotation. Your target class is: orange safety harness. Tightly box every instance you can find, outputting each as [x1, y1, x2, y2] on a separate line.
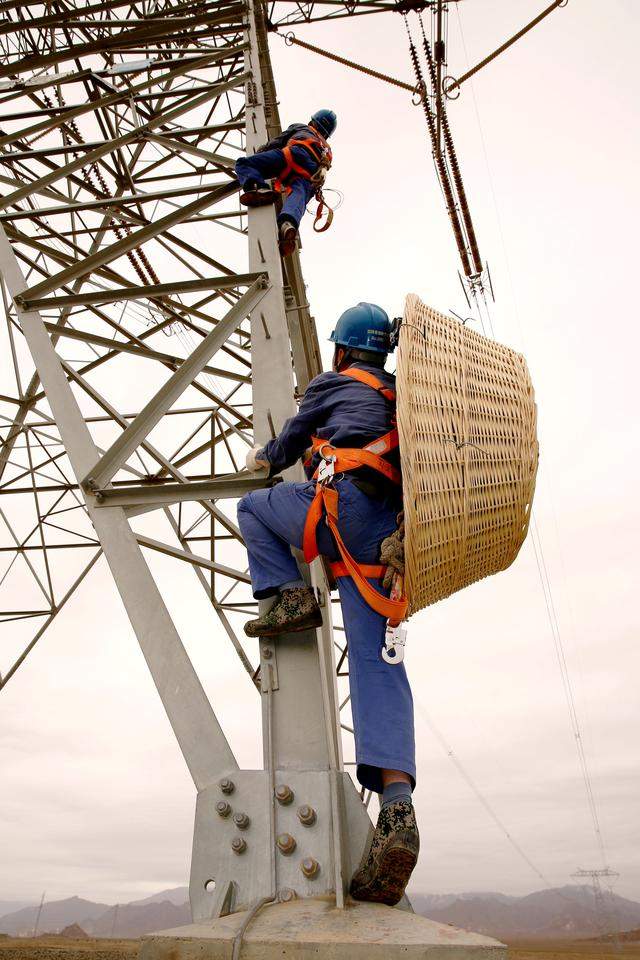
[274, 128, 334, 233]
[302, 367, 409, 626]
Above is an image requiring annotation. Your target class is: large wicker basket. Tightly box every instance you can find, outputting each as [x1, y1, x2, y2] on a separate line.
[396, 294, 538, 615]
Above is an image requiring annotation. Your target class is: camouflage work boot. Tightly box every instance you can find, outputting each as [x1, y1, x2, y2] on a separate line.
[350, 799, 419, 906]
[243, 586, 322, 638]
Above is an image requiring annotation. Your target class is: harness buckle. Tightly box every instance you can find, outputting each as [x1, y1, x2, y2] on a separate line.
[317, 443, 337, 484]
[381, 623, 407, 665]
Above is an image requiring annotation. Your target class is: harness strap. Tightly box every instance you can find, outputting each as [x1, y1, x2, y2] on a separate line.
[274, 131, 332, 194]
[313, 191, 334, 232]
[301, 365, 408, 624]
[303, 485, 407, 624]
[340, 366, 396, 403]
[331, 561, 386, 579]
[309, 436, 401, 485]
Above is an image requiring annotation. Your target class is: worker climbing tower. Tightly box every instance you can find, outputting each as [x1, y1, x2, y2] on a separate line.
[0, 0, 504, 955]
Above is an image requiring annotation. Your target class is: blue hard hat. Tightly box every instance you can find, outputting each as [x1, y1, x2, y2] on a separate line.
[329, 302, 393, 354]
[310, 109, 337, 139]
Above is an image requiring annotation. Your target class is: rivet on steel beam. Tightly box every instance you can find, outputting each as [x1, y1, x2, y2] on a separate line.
[220, 778, 235, 795]
[216, 801, 231, 818]
[297, 805, 316, 827]
[301, 857, 320, 879]
[233, 812, 250, 830]
[262, 645, 272, 660]
[275, 784, 294, 805]
[276, 833, 296, 856]
[231, 837, 247, 855]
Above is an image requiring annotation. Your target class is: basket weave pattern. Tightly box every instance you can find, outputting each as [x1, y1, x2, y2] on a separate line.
[397, 294, 538, 615]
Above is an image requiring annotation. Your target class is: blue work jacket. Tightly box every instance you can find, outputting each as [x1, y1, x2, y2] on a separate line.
[259, 362, 401, 500]
[256, 123, 318, 155]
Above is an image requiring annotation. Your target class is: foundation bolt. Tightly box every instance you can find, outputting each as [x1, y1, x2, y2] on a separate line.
[275, 784, 294, 805]
[231, 837, 247, 855]
[301, 857, 320, 879]
[276, 833, 296, 855]
[297, 805, 316, 826]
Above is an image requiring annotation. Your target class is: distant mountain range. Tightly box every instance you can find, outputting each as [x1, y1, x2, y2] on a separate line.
[411, 886, 640, 940]
[0, 889, 190, 938]
[2, 884, 639, 940]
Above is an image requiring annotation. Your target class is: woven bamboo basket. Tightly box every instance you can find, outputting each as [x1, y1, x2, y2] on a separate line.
[396, 294, 538, 616]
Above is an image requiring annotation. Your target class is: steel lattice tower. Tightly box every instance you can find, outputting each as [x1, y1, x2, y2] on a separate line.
[0, 0, 409, 915]
[0, 5, 511, 955]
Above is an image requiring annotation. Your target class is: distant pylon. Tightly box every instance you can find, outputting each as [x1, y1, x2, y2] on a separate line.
[572, 868, 620, 951]
[110, 904, 119, 939]
[32, 891, 45, 937]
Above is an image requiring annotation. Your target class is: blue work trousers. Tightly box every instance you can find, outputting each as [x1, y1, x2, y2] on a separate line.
[237, 478, 416, 794]
[235, 147, 317, 229]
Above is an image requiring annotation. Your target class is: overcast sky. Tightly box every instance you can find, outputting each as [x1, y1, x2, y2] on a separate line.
[1, 0, 639, 908]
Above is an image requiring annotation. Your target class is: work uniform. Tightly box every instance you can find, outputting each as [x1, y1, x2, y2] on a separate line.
[237, 362, 416, 794]
[235, 123, 322, 230]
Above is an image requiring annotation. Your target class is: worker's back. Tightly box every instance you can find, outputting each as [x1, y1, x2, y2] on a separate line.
[304, 362, 401, 501]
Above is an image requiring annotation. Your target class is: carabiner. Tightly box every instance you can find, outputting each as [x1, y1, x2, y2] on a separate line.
[381, 623, 407, 665]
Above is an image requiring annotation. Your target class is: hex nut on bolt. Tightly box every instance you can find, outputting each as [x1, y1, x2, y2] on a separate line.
[215, 801, 231, 818]
[231, 837, 247, 855]
[278, 888, 296, 903]
[275, 784, 294, 805]
[233, 812, 250, 830]
[276, 833, 296, 855]
[297, 804, 317, 826]
[219, 778, 235, 795]
[301, 857, 320, 879]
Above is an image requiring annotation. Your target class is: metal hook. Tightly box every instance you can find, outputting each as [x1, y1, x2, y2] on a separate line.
[381, 623, 407, 665]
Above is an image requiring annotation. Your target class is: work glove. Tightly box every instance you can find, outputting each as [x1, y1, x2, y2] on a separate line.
[380, 511, 405, 590]
[246, 444, 269, 473]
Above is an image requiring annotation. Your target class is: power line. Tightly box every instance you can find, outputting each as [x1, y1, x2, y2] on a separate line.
[416, 699, 555, 888]
[453, 2, 611, 874]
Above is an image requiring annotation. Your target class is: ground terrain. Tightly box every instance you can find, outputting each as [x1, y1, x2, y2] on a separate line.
[2, 936, 640, 960]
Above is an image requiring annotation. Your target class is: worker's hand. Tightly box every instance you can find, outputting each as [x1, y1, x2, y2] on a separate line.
[380, 512, 405, 590]
[246, 444, 269, 473]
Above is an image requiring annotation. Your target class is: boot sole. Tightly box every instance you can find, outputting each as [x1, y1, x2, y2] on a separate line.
[244, 609, 323, 638]
[350, 843, 418, 907]
[240, 191, 278, 207]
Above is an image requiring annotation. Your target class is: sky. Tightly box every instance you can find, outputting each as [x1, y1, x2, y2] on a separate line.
[1, 0, 639, 909]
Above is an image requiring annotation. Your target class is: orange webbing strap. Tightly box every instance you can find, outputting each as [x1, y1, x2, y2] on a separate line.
[313, 191, 334, 233]
[331, 561, 386, 579]
[308, 435, 401, 485]
[275, 133, 332, 194]
[303, 485, 408, 624]
[302, 481, 325, 562]
[340, 367, 396, 403]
